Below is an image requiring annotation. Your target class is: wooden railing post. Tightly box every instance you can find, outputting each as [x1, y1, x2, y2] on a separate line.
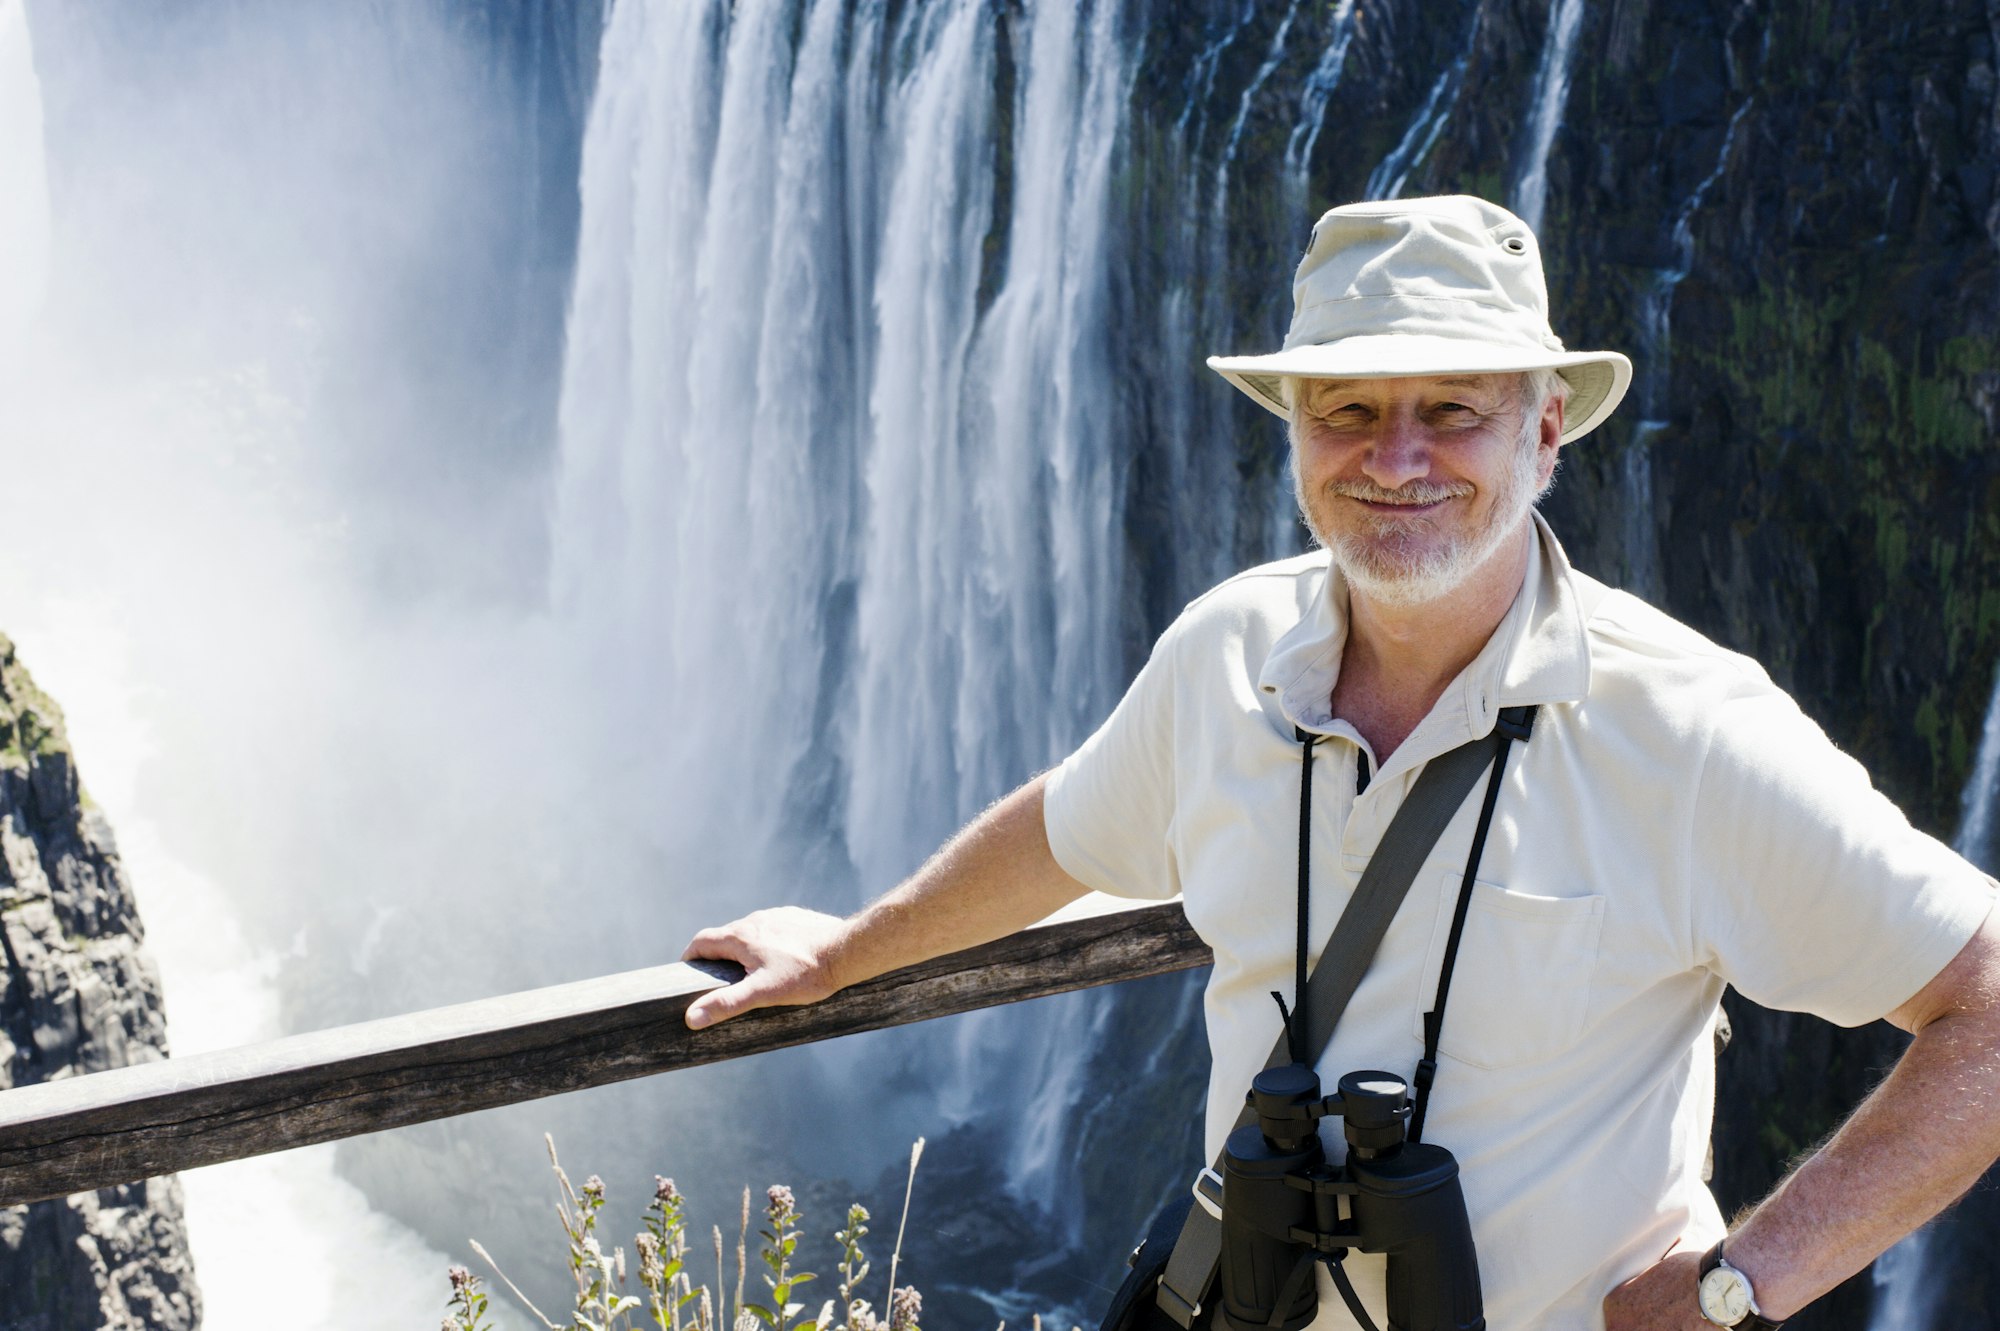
[0, 896, 1208, 1206]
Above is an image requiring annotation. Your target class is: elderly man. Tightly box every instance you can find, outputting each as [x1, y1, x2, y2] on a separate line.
[683, 195, 2000, 1330]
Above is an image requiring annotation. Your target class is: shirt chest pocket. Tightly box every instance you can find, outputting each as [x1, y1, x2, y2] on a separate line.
[1409, 874, 1606, 1070]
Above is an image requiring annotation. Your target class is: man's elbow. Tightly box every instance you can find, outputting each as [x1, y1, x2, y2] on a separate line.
[1888, 900, 2000, 1036]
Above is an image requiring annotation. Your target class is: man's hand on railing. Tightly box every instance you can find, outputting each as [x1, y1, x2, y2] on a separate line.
[681, 906, 852, 1029]
[678, 772, 1092, 1033]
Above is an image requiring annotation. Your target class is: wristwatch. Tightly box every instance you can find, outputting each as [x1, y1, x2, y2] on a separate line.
[1697, 1243, 1784, 1329]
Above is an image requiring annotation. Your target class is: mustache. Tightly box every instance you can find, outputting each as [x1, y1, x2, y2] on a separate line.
[1328, 479, 1474, 505]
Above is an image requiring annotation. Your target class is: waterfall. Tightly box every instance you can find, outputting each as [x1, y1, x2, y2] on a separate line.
[1178, 0, 1261, 141]
[553, 0, 1133, 1206]
[1957, 664, 2000, 874]
[1281, 0, 1357, 192]
[1620, 101, 1750, 600]
[1216, 0, 1301, 187]
[1363, 8, 1481, 203]
[0, 0, 47, 358]
[1508, 0, 1585, 234]
[1364, 53, 1467, 201]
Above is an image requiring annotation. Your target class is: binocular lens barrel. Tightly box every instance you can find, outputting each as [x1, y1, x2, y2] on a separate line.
[1219, 1122, 1323, 1331]
[1347, 1144, 1485, 1331]
[1218, 1066, 1485, 1331]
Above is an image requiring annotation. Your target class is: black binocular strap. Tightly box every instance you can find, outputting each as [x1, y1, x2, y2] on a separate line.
[1410, 704, 1535, 1141]
[1153, 706, 1537, 1329]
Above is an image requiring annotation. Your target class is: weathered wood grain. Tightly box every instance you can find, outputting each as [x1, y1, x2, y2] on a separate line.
[0, 896, 1207, 1205]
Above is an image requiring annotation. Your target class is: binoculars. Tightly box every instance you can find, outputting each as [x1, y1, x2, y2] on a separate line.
[1218, 1063, 1484, 1331]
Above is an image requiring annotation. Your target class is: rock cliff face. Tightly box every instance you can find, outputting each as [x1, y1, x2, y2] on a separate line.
[0, 637, 199, 1329]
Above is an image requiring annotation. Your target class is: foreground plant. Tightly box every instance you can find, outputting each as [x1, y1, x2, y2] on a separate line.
[445, 1264, 493, 1331]
[450, 1136, 928, 1331]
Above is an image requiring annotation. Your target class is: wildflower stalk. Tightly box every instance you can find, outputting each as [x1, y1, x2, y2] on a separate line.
[446, 1264, 493, 1331]
[745, 1185, 816, 1331]
[640, 1176, 698, 1331]
[469, 1238, 561, 1331]
[449, 1138, 952, 1331]
[883, 1138, 925, 1330]
[547, 1136, 641, 1331]
[713, 1225, 726, 1331]
[834, 1203, 871, 1330]
[736, 1188, 750, 1330]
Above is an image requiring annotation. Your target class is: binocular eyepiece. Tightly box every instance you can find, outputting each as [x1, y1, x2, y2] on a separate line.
[1218, 1064, 1484, 1331]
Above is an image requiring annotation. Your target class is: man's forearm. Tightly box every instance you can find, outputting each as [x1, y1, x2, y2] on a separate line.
[1606, 905, 2000, 1329]
[823, 772, 1091, 989]
[1725, 986, 2000, 1318]
[683, 772, 1090, 1027]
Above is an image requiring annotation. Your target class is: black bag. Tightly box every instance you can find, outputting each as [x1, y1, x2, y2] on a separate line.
[1098, 1193, 1203, 1331]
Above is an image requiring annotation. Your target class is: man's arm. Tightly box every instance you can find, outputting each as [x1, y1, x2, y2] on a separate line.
[681, 771, 1090, 1029]
[1604, 898, 2000, 1329]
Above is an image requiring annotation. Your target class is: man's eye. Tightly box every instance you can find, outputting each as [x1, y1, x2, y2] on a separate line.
[1308, 404, 1366, 424]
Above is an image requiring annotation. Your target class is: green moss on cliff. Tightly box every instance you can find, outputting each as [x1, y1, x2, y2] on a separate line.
[0, 635, 71, 771]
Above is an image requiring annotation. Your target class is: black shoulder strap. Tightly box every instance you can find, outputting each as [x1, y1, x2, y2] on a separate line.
[1151, 707, 1537, 1328]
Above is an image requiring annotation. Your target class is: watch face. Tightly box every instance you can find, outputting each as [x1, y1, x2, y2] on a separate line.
[1699, 1266, 1753, 1325]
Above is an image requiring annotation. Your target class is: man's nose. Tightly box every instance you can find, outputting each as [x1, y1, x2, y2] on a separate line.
[1359, 415, 1431, 491]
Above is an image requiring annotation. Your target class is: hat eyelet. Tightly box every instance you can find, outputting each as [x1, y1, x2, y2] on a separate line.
[1502, 236, 1529, 255]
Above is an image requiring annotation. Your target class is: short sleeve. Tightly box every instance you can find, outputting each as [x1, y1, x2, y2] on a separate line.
[1043, 624, 1182, 901]
[1690, 689, 1996, 1026]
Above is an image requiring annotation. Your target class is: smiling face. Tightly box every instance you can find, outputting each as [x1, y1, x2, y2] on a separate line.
[1289, 372, 1564, 607]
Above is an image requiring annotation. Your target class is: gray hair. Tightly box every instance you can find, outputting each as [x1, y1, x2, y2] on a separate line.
[1522, 367, 1572, 416]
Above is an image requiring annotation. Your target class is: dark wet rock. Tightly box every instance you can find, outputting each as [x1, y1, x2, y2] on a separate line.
[0, 636, 200, 1330]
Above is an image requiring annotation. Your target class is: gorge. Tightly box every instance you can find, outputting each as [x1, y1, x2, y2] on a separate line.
[3, 1, 1998, 1328]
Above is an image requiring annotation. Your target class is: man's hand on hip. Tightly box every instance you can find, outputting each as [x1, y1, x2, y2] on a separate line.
[1602, 1251, 1711, 1331]
[682, 906, 850, 1029]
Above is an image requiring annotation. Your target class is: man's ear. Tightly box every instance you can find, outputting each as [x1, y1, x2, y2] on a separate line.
[1536, 392, 1566, 488]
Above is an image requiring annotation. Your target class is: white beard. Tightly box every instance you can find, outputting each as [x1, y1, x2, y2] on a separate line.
[1300, 414, 1544, 608]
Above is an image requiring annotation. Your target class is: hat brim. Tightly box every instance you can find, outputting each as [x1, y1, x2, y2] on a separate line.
[1207, 335, 1634, 444]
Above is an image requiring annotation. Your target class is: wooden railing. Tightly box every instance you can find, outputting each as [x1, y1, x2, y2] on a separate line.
[0, 896, 1207, 1207]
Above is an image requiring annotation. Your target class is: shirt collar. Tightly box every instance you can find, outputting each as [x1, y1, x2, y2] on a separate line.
[1256, 511, 1592, 759]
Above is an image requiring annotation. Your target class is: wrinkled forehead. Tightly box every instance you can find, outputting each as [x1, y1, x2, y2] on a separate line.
[1290, 371, 1524, 412]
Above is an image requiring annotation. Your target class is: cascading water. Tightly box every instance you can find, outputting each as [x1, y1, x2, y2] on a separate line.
[1509, 0, 1585, 235]
[1365, 52, 1468, 202]
[1619, 101, 1750, 601]
[1280, 0, 1356, 196]
[1215, 0, 1302, 196]
[1959, 667, 2000, 874]
[553, 0, 1135, 1216]
[1178, 0, 1261, 140]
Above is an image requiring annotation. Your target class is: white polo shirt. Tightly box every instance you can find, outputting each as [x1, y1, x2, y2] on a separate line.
[1044, 514, 1993, 1331]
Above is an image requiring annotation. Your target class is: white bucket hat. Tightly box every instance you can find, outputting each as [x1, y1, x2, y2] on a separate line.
[1208, 195, 1633, 443]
